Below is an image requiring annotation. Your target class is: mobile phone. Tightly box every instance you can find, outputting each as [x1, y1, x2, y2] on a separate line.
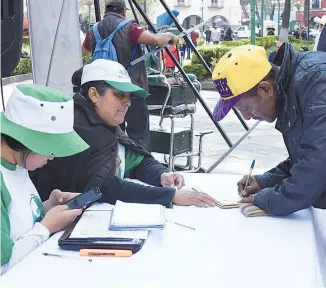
[64, 187, 102, 210]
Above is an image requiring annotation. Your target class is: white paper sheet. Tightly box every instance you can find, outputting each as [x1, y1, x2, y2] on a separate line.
[70, 210, 148, 239]
[111, 201, 166, 227]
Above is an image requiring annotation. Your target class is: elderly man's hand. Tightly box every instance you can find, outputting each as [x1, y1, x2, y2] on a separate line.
[239, 194, 256, 204]
[237, 175, 261, 198]
[161, 172, 185, 189]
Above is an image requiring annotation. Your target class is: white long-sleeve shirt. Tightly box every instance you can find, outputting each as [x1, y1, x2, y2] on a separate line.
[1, 158, 50, 275]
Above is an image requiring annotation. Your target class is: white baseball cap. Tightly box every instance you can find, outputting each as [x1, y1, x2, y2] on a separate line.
[1, 84, 89, 157]
[81, 59, 148, 98]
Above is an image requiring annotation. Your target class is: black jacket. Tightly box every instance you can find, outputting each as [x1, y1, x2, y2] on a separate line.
[254, 43, 326, 215]
[30, 93, 175, 207]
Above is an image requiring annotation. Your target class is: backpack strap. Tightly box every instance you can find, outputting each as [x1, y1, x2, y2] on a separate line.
[92, 23, 102, 43]
[108, 18, 134, 40]
[127, 45, 137, 72]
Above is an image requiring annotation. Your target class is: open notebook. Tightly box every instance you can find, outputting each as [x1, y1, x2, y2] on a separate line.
[70, 210, 149, 239]
[110, 201, 166, 230]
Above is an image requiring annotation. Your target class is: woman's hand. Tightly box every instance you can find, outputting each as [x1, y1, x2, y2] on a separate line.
[43, 189, 80, 212]
[41, 205, 82, 234]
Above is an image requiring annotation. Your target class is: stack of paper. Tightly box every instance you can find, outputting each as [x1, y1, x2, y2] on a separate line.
[110, 201, 166, 230]
[239, 203, 270, 217]
[192, 186, 239, 209]
[216, 199, 239, 209]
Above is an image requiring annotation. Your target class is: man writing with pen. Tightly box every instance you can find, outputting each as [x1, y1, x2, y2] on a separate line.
[211, 43, 326, 216]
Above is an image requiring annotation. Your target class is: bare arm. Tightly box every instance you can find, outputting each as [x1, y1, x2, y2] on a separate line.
[82, 45, 91, 56]
[137, 31, 178, 47]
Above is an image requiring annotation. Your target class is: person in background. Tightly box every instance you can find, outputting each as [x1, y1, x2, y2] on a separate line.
[204, 27, 212, 44]
[267, 28, 275, 36]
[212, 43, 326, 215]
[190, 25, 200, 47]
[293, 27, 300, 39]
[179, 40, 186, 61]
[82, 0, 179, 150]
[313, 15, 326, 51]
[220, 29, 225, 42]
[185, 25, 200, 59]
[268, 41, 282, 62]
[301, 27, 307, 40]
[1, 84, 89, 274]
[31, 59, 218, 210]
[211, 26, 220, 44]
[225, 27, 233, 41]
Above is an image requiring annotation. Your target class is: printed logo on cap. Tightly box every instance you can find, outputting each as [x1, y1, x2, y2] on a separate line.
[214, 78, 234, 99]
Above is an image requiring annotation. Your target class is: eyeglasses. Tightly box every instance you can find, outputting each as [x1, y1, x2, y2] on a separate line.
[113, 90, 130, 99]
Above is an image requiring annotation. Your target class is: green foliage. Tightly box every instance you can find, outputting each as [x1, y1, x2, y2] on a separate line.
[184, 64, 208, 81]
[185, 36, 279, 81]
[197, 36, 205, 46]
[22, 38, 30, 46]
[10, 36, 314, 79]
[83, 54, 92, 65]
[256, 36, 277, 49]
[12, 58, 32, 76]
[191, 45, 231, 66]
[288, 37, 314, 51]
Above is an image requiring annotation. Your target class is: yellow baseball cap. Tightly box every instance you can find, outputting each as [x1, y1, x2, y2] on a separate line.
[212, 45, 272, 121]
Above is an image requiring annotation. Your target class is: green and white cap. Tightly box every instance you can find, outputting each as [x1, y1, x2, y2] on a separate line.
[81, 59, 148, 98]
[1, 84, 89, 157]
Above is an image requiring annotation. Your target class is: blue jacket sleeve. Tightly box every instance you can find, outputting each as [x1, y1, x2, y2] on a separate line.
[254, 69, 326, 215]
[98, 175, 175, 207]
[129, 157, 169, 187]
[254, 158, 292, 189]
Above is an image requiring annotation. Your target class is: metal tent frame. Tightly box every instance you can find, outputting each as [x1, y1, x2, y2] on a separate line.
[93, 0, 259, 173]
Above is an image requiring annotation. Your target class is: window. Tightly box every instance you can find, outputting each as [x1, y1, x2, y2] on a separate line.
[210, 0, 224, 8]
[177, 0, 185, 6]
[311, 0, 320, 9]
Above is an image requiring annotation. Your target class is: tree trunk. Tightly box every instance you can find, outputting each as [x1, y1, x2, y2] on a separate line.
[255, 0, 261, 22]
[270, 4, 275, 20]
[304, 0, 309, 26]
[279, 0, 291, 42]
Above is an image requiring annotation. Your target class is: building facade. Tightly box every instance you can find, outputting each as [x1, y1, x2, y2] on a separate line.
[296, 0, 326, 25]
[152, 0, 242, 28]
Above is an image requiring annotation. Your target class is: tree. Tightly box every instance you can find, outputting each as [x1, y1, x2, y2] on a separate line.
[279, 0, 291, 41]
[126, 0, 159, 23]
[255, 0, 261, 22]
[78, 0, 159, 23]
[303, 0, 309, 26]
[263, 0, 276, 20]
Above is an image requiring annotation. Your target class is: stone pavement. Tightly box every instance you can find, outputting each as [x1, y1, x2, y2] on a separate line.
[2, 81, 288, 177]
[151, 90, 288, 176]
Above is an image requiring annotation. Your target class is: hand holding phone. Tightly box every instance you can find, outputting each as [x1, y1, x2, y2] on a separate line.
[64, 187, 102, 210]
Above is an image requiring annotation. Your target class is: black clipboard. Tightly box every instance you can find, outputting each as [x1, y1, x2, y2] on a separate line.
[58, 215, 145, 254]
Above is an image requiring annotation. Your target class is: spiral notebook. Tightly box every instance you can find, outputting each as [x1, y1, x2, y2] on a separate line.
[109, 201, 166, 230]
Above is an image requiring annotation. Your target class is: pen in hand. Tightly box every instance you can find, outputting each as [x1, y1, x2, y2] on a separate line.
[245, 159, 255, 189]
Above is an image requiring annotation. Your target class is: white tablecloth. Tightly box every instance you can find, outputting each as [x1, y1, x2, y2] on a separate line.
[0, 174, 322, 288]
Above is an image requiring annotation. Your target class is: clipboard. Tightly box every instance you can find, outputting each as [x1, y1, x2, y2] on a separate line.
[58, 216, 145, 254]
